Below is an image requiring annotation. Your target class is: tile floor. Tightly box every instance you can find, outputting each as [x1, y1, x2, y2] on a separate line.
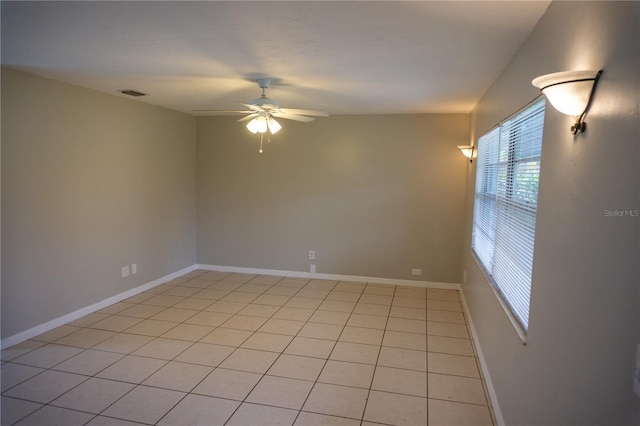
[1, 270, 495, 425]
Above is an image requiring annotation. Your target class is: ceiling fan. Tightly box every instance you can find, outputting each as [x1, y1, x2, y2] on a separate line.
[194, 78, 329, 153]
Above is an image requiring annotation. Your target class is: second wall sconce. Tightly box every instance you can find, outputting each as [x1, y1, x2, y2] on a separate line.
[532, 69, 602, 135]
[457, 145, 475, 163]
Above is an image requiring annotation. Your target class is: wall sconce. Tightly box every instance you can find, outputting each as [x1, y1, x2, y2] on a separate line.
[532, 70, 602, 135]
[457, 145, 475, 163]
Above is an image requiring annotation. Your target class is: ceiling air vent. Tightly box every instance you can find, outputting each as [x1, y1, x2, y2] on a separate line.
[119, 89, 146, 97]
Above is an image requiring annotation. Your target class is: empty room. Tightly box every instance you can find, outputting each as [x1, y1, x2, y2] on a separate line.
[1, 1, 638, 425]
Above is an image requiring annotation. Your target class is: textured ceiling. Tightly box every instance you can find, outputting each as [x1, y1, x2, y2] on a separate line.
[1, 1, 551, 116]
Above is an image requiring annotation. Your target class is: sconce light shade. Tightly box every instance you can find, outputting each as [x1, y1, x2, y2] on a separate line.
[532, 70, 602, 134]
[457, 145, 475, 163]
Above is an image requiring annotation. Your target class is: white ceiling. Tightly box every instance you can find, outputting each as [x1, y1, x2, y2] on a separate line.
[1, 1, 551, 116]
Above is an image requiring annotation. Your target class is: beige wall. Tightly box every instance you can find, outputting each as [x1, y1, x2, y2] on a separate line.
[197, 114, 469, 283]
[1, 68, 197, 338]
[462, 1, 640, 424]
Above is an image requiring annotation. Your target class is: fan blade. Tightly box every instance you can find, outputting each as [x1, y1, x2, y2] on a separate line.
[239, 103, 264, 112]
[237, 114, 258, 122]
[272, 112, 315, 122]
[192, 110, 254, 114]
[279, 108, 329, 117]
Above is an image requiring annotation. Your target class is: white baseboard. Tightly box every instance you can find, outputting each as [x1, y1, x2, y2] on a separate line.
[1, 265, 197, 349]
[196, 264, 460, 290]
[459, 289, 504, 426]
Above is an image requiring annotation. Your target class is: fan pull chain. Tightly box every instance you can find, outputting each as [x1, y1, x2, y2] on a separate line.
[259, 133, 264, 153]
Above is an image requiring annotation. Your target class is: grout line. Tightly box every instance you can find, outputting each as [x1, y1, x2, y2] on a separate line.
[426, 285, 430, 425]
[360, 283, 397, 424]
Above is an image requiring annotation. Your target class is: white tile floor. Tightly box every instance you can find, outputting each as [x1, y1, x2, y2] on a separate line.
[1, 271, 495, 425]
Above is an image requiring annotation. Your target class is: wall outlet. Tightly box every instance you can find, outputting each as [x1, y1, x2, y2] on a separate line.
[309, 250, 316, 260]
[121, 265, 130, 278]
[131, 263, 137, 275]
[411, 268, 422, 276]
[310, 263, 316, 273]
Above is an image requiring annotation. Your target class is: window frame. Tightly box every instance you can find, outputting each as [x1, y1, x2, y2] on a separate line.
[471, 97, 546, 342]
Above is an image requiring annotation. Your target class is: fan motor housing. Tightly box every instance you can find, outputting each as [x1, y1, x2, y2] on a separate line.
[249, 97, 279, 109]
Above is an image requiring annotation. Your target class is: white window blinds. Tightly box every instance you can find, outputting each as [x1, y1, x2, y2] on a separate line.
[472, 98, 545, 331]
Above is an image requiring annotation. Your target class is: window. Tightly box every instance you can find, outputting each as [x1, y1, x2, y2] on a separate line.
[472, 98, 545, 333]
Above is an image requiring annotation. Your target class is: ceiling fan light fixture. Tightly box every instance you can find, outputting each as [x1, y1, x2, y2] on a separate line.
[246, 118, 258, 133]
[267, 117, 282, 134]
[204, 78, 328, 152]
[247, 116, 268, 134]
